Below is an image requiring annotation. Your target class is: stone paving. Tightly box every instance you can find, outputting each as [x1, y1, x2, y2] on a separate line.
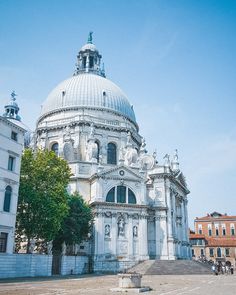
[0, 273, 235, 295]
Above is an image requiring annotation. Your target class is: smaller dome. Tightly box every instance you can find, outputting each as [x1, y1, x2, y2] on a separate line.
[80, 43, 97, 52]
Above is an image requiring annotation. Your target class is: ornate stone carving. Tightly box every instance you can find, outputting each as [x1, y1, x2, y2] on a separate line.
[163, 154, 170, 167]
[63, 142, 74, 161]
[105, 224, 110, 237]
[139, 154, 154, 170]
[118, 217, 125, 237]
[86, 124, 98, 162]
[133, 225, 138, 237]
[105, 211, 112, 217]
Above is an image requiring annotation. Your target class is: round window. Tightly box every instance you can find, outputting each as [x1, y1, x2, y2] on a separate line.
[119, 170, 125, 176]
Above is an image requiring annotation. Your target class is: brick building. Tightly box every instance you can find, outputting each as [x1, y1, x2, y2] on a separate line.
[189, 212, 236, 266]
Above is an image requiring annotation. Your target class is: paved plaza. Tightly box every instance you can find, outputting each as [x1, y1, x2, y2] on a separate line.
[0, 273, 235, 295]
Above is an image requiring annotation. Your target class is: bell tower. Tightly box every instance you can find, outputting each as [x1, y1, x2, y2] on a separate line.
[3, 91, 21, 121]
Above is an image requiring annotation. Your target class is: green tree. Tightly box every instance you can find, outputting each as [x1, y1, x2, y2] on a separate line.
[16, 148, 71, 253]
[53, 192, 93, 252]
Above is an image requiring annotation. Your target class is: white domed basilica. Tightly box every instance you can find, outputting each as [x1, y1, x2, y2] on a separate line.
[35, 33, 191, 271]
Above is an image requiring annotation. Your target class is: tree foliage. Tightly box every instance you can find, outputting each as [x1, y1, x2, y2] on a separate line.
[16, 148, 71, 252]
[53, 192, 93, 251]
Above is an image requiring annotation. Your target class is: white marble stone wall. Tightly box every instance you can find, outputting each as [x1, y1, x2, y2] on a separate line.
[61, 255, 89, 275]
[0, 254, 52, 278]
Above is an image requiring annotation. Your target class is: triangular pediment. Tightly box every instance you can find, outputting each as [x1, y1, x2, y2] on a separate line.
[176, 171, 187, 188]
[96, 165, 145, 181]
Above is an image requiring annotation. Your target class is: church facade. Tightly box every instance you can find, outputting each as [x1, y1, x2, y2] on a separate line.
[35, 34, 191, 271]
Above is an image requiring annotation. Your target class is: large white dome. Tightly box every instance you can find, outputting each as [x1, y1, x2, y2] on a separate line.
[40, 73, 136, 123]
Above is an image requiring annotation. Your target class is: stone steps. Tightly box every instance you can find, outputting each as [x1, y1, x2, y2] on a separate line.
[129, 260, 212, 275]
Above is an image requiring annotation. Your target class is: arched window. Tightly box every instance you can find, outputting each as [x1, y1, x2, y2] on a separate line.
[4, 186, 12, 212]
[51, 143, 59, 156]
[107, 142, 117, 164]
[128, 188, 136, 204]
[106, 187, 115, 202]
[105, 186, 136, 204]
[117, 186, 126, 203]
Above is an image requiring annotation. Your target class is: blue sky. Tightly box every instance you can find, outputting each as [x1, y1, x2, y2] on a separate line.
[0, 0, 236, 227]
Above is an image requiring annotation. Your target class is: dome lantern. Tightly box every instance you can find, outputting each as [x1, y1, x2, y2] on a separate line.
[75, 32, 105, 77]
[3, 91, 21, 121]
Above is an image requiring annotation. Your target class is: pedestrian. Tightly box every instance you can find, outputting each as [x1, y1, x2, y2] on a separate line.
[230, 265, 234, 275]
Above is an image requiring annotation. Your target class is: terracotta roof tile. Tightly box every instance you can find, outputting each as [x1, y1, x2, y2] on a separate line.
[189, 234, 205, 239]
[206, 238, 236, 247]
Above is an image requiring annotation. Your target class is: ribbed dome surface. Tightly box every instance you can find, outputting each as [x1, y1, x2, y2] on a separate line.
[40, 73, 136, 123]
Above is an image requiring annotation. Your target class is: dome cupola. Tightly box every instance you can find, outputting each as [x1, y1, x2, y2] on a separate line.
[39, 33, 137, 127]
[75, 32, 105, 77]
[3, 91, 21, 121]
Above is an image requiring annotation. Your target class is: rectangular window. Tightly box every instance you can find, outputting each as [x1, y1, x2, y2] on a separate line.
[8, 156, 15, 171]
[216, 228, 219, 236]
[222, 228, 226, 236]
[83, 56, 86, 68]
[225, 248, 230, 257]
[198, 224, 202, 235]
[208, 229, 212, 236]
[192, 249, 195, 257]
[209, 248, 214, 257]
[11, 131, 18, 141]
[200, 249, 204, 256]
[231, 228, 235, 236]
[0, 233, 8, 252]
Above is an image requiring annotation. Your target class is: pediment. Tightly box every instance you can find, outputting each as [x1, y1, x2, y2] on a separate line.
[176, 171, 187, 188]
[97, 165, 145, 181]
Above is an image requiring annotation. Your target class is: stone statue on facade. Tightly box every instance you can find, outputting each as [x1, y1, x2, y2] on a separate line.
[163, 153, 170, 167]
[124, 132, 138, 166]
[133, 226, 138, 237]
[118, 218, 125, 237]
[105, 224, 110, 237]
[86, 124, 98, 162]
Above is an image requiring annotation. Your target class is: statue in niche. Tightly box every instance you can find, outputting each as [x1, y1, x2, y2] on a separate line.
[105, 224, 110, 237]
[133, 226, 138, 237]
[154, 187, 162, 205]
[63, 142, 74, 161]
[118, 218, 125, 237]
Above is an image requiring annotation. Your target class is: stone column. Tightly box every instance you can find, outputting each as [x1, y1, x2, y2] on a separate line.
[86, 55, 89, 72]
[166, 187, 175, 259]
[94, 212, 104, 259]
[172, 193, 177, 238]
[160, 215, 168, 259]
[139, 214, 148, 260]
[155, 216, 161, 259]
[128, 216, 133, 259]
[111, 213, 117, 257]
